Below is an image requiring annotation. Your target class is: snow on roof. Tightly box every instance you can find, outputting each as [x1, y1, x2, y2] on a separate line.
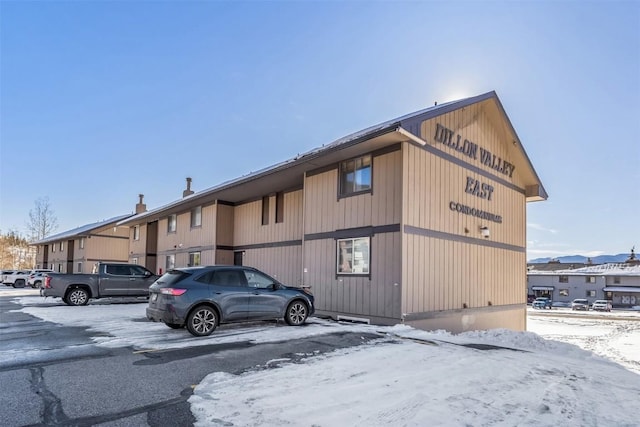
[528, 263, 640, 276]
[32, 213, 133, 245]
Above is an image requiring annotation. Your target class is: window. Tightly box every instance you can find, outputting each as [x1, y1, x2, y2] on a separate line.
[167, 214, 177, 233]
[586, 276, 596, 283]
[60, 242, 64, 251]
[52, 244, 56, 253]
[133, 226, 140, 241]
[189, 251, 201, 266]
[79, 238, 85, 249]
[613, 276, 621, 284]
[166, 254, 175, 271]
[262, 196, 269, 225]
[57, 264, 63, 273]
[77, 262, 83, 273]
[275, 192, 284, 223]
[207, 269, 249, 287]
[191, 206, 202, 228]
[132, 257, 138, 265]
[243, 269, 276, 288]
[559, 275, 568, 283]
[559, 289, 569, 297]
[337, 237, 370, 274]
[106, 265, 134, 275]
[131, 266, 150, 276]
[586, 290, 596, 297]
[339, 155, 372, 197]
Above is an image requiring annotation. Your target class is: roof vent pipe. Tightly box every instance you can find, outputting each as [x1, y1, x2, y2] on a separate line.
[135, 194, 147, 214]
[183, 177, 194, 198]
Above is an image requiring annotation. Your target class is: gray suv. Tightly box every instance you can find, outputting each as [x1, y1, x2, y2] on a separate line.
[146, 266, 315, 337]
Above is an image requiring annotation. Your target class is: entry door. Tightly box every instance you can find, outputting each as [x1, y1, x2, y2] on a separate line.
[234, 251, 243, 266]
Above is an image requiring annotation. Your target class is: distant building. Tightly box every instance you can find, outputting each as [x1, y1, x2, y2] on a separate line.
[527, 250, 640, 308]
[30, 196, 148, 273]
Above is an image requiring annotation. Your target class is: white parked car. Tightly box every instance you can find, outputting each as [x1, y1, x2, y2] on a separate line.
[3, 270, 30, 287]
[27, 269, 55, 288]
[591, 300, 612, 312]
[1, 270, 16, 285]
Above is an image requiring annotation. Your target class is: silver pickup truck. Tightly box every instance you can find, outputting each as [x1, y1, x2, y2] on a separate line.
[42, 262, 159, 306]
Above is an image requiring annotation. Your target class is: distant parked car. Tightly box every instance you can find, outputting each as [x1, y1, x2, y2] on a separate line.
[4, 270, 30, 287]
[532, 297, 552, 309]
[27, 269, 55, 288]
[592, 300, 612, 312]
[1, 270, 16, 285]
[571, 299, 590, 311]
[146, 266, 315, 337]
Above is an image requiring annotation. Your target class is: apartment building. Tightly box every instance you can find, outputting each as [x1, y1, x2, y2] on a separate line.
[119, 91, 547, 332]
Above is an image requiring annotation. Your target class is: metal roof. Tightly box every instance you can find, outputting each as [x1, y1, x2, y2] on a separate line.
[31, 214, 133, 245]
[119, 91, 546, 226]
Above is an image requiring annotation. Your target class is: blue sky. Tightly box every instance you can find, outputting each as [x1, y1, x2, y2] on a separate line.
[1, 1, 638, 260]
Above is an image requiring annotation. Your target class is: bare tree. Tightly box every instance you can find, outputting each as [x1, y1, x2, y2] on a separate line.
[27, 197, 58, 241]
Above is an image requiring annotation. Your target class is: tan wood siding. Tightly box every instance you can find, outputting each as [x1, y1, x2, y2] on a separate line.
[157, 204, 217, 259]
[129, 224, 148, 258]
[401, 103, 527, 321]
[234, 190, 303, 246]
[303, 233, 402, 320]
[84, 236, 130, 262]
[302, 150, 403, 320]
[303, 151, 402, 235]
[216, 204, 234, 247]
[402, 235, 525, 313]
[242, 246, 302, 286]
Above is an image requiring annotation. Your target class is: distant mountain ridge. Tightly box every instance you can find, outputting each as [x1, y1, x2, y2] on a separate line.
[528, 253, 630, 264]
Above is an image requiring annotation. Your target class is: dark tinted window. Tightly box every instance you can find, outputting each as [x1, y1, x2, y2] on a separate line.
[155, 270, 191, 286]
[106, 265, 132, 276]
[211, 270, 248, 287]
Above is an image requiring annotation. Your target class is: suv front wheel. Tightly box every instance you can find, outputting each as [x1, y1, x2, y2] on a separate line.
[285, 300, 308, 326]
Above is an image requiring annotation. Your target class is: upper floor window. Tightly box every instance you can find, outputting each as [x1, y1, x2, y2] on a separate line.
[133, 226, 140, 241]
[613, 276, 621, 284]
[559, 275, 568, 283]
[191, 206, 202, 228]
[167, 214, 177, 233]
[262, 196, 270, 226]
[79, 238, 85, 249]
[52, 244, 56, 253]
[339, 155, 372, 197]
[59, 242, 64, 251]
[586, 276, 596, 283]
[275, 192, 284, 223]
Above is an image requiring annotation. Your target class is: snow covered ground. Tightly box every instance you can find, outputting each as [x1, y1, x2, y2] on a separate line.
[5, 289, 640, 426]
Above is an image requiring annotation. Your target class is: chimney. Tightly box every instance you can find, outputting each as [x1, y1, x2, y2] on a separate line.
[135, 194, 147, 214]
[183, 177, 194, 198]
